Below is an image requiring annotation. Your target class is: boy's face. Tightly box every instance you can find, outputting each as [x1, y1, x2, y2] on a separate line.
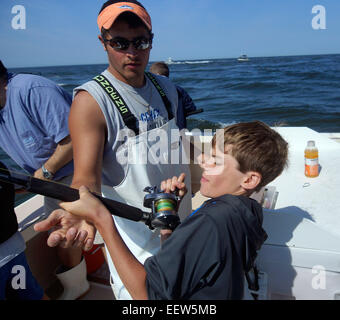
[199, 145, 248, 198]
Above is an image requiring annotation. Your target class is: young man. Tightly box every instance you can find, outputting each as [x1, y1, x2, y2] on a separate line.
[57, 121, 289, 300]
[0, 61, 88, 300]
[0, 161, 48, 300]
[35, 0, 192, 299]
[150, 61, 197, 129]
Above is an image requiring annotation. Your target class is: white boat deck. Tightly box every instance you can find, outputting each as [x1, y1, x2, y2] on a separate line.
[258, 127, 340, 299]
[270, 127, 340, 240]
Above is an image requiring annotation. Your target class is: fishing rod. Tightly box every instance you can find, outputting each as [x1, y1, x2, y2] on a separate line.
[0, 168, 181, 230]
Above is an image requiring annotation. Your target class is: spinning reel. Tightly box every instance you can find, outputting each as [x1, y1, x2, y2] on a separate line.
[143, 186, 181, 231]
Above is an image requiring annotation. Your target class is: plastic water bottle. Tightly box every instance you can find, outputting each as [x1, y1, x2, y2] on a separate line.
[305, 140, 319, 177]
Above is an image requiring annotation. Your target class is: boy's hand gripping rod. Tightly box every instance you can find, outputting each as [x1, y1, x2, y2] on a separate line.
[0, 168, 181, 230]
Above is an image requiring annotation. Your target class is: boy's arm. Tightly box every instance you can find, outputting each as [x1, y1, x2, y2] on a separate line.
[60, 186, 148, 300]
[57, 171, 188, 299]
[59, 187, 222, 300]
[97, 216, 148, 300]
[97, 173, 188, 297]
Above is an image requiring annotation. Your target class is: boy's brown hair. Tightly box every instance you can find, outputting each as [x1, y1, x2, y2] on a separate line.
[212, 121, 289, 191]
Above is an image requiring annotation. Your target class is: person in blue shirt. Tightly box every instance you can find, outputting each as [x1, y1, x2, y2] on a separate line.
[0, 60, 89, 300]
[149, 62, 197, 130]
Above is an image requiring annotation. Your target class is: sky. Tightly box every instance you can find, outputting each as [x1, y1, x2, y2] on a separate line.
[0, 0, 339, 68]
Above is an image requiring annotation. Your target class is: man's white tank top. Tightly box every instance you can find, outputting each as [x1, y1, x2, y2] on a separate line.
[74, 70, 192, 299]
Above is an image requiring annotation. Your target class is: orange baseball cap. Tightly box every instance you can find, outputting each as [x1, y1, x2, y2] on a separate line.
[97, 1, 152, 32]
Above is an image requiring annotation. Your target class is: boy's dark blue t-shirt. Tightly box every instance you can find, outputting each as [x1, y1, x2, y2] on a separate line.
[144, 194, 267, 300]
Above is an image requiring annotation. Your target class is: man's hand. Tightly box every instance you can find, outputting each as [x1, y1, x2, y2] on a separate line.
[34, 208, 95, 251]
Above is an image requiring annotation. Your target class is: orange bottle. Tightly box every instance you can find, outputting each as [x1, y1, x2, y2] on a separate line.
[305, 140, 319, 177]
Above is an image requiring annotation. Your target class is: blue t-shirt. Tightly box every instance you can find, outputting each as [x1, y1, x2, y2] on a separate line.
[176, 85, 197, 130]
[0, 73, 73, 180]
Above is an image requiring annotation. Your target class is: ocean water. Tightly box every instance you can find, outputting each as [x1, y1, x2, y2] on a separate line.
[1, 54, 340, 203]
[7, 54, 340, 132]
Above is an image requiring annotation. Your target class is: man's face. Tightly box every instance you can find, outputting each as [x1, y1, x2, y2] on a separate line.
[101, 19, 152, 88]
[199, 145, 247, 198]
[0, 78, 7, 109]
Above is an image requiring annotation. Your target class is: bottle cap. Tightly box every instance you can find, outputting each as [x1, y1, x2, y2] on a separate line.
[307, 140, 315, 147]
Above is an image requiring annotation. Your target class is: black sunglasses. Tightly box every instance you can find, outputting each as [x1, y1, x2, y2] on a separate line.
[103, 36, 153, 51]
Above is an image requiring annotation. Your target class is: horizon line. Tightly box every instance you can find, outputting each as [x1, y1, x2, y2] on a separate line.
[7, 52, 340, 69]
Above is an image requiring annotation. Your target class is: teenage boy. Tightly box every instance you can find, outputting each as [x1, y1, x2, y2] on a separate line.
[57, 121, 289, 299]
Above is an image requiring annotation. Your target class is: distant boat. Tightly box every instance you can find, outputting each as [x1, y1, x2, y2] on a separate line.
[165, 57, 174, 65]
[237, 54, 249, 62]
[164, 58, 212, 65]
